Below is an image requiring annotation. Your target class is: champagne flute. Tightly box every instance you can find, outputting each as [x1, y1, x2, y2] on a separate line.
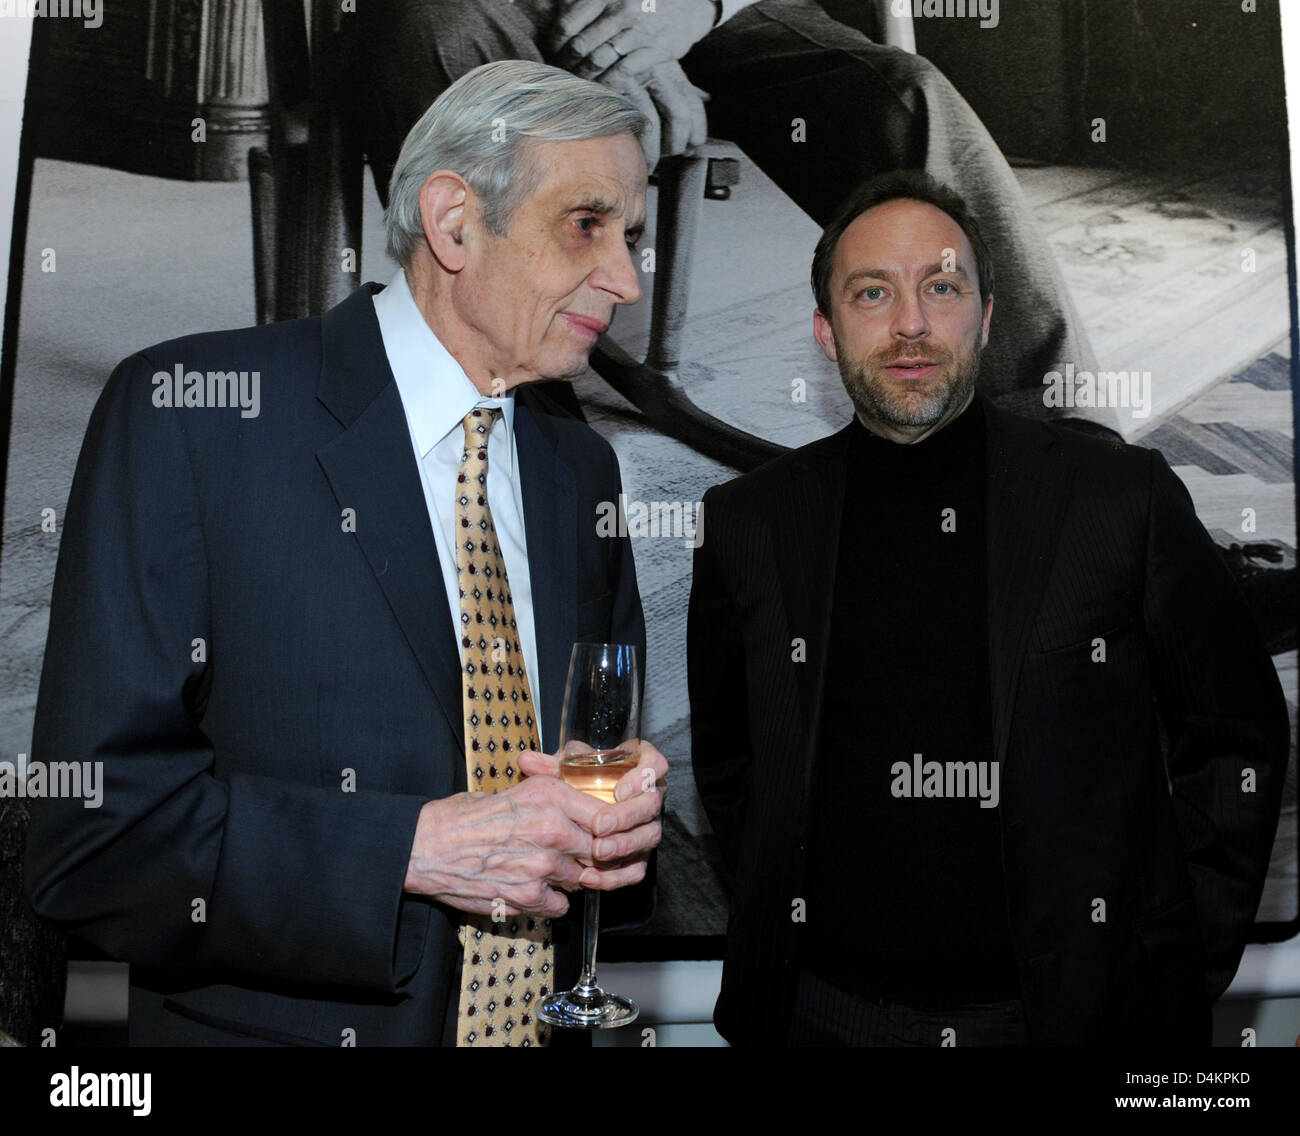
[537, 642, 642, 1029]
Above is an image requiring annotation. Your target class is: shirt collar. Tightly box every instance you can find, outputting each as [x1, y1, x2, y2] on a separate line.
[373, 269, 516, 470]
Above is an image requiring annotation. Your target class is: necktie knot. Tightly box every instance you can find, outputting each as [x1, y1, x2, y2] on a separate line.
[462, 406, 501, 453]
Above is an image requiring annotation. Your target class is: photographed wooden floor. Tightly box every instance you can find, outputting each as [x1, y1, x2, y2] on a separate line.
[1017, 164, 1292, 434]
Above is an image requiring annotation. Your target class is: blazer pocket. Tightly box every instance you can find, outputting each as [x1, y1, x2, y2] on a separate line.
[1029, 588, 1137, 655]
[1031, 618, 1131, 658]
[1133, 893, 1206, 975]
[161, 995, 334, 1047]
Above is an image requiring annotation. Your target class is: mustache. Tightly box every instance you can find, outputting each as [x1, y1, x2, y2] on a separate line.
[872, 342, 953, 366]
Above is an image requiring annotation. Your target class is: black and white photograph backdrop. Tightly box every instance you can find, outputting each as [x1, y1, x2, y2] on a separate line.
[0, 0, 1298, 1050]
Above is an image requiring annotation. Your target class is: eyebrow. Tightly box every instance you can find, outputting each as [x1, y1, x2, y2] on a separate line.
[841, 262, 969, 293]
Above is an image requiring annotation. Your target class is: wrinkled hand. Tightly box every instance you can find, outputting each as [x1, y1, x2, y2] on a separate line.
[405, 775, 605, 918]
[550, 0, 717, 81]
[599, 61, 708, 170]
[403, 742, 668, 918]
[518, 740, 668, 890]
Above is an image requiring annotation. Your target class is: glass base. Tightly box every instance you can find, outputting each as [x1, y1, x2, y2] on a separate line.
[537, 985, 639, 1030]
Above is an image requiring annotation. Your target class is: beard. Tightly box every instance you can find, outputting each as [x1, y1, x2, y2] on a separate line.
[837, 335, 982, 430]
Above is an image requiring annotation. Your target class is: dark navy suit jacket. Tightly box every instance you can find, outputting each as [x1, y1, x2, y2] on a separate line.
[25, 283, 645, 1045]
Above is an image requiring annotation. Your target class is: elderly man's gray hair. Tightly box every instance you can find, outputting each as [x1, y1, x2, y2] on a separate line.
[384, 60, 648, 267]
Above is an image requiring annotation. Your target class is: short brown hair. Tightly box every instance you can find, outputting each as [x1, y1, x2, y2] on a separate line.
[811, 170, 994, 316]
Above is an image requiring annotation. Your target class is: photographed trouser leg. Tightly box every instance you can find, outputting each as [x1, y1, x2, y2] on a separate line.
[681, 0, 1105, 419]
[353, 0, 551, 205]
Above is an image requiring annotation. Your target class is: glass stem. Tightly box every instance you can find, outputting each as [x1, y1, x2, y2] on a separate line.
[577, 886, 602, 996]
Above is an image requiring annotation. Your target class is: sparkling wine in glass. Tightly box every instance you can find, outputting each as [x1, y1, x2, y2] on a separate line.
[537, 642, 642, 1030]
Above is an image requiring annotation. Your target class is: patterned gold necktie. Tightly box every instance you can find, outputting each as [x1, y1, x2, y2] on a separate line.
[454, 407, 553, 1047]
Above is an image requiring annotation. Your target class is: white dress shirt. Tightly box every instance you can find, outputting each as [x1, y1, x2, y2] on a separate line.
[373, 269, 544, 743]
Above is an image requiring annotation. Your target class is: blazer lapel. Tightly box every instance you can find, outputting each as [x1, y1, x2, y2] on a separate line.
[514, 391, 577, 754]
[772, 425, 854, 774]
[983, 399, 1077, 769]
[313, 284, 467, 751]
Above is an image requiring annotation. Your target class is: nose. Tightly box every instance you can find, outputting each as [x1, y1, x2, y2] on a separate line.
[891, 287, 930, 341]
[594, 237, 643, 306]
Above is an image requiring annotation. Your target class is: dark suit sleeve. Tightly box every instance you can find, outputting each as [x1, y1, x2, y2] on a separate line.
[1142, 448, 1289, 1001]
[687, 486, 753, 884]
[24, 355, 432, 993]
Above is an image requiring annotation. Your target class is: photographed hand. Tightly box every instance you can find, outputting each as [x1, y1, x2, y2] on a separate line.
[518, 741, 668, 891]
[645, 62, 709, 157]
[550, 0, 717, 81]
[403, 775, 615, 918]
[598, 61, 707, 170]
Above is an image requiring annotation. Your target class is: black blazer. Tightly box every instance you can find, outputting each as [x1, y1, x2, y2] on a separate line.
[688, 396, 1288, 1045]
[24, 283, 645, 1045]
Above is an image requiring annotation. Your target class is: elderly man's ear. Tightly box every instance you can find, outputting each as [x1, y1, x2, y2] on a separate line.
[418, 171, 471, 272]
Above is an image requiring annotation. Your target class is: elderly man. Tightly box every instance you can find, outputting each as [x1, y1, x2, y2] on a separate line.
[355, 0, 1097, 410]
[689, 170, 1288, 1045]
[25, 60, 666, 1047]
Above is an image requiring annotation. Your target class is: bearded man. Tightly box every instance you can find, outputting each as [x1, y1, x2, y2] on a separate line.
[687, 170, 1288, 1046]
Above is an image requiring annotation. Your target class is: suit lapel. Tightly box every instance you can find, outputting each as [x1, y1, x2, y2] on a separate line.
[772, 425, 854, 767]
[314, 284, 467, 750]
[514, 392, 577, 754]
[983, 400, 1076, 768]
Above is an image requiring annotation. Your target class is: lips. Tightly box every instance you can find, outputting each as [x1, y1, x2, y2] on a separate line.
[562, 313, 610, 343]
[883, 357, 940, 379]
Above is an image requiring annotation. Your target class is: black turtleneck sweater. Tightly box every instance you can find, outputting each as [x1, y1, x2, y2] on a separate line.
[800, 395, 1020, 1006]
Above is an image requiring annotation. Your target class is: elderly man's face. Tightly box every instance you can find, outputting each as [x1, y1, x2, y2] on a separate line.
[814, 198, 993, 443]
[457, 132, 646, 388]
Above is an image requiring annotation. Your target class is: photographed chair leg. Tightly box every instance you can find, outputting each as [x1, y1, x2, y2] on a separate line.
[248, 146, 278, 326]
[304, 30, 362, 317]
[646, 151, 706, 373]
[251, 0, 362, 325]
[271, 143, 313, 323]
